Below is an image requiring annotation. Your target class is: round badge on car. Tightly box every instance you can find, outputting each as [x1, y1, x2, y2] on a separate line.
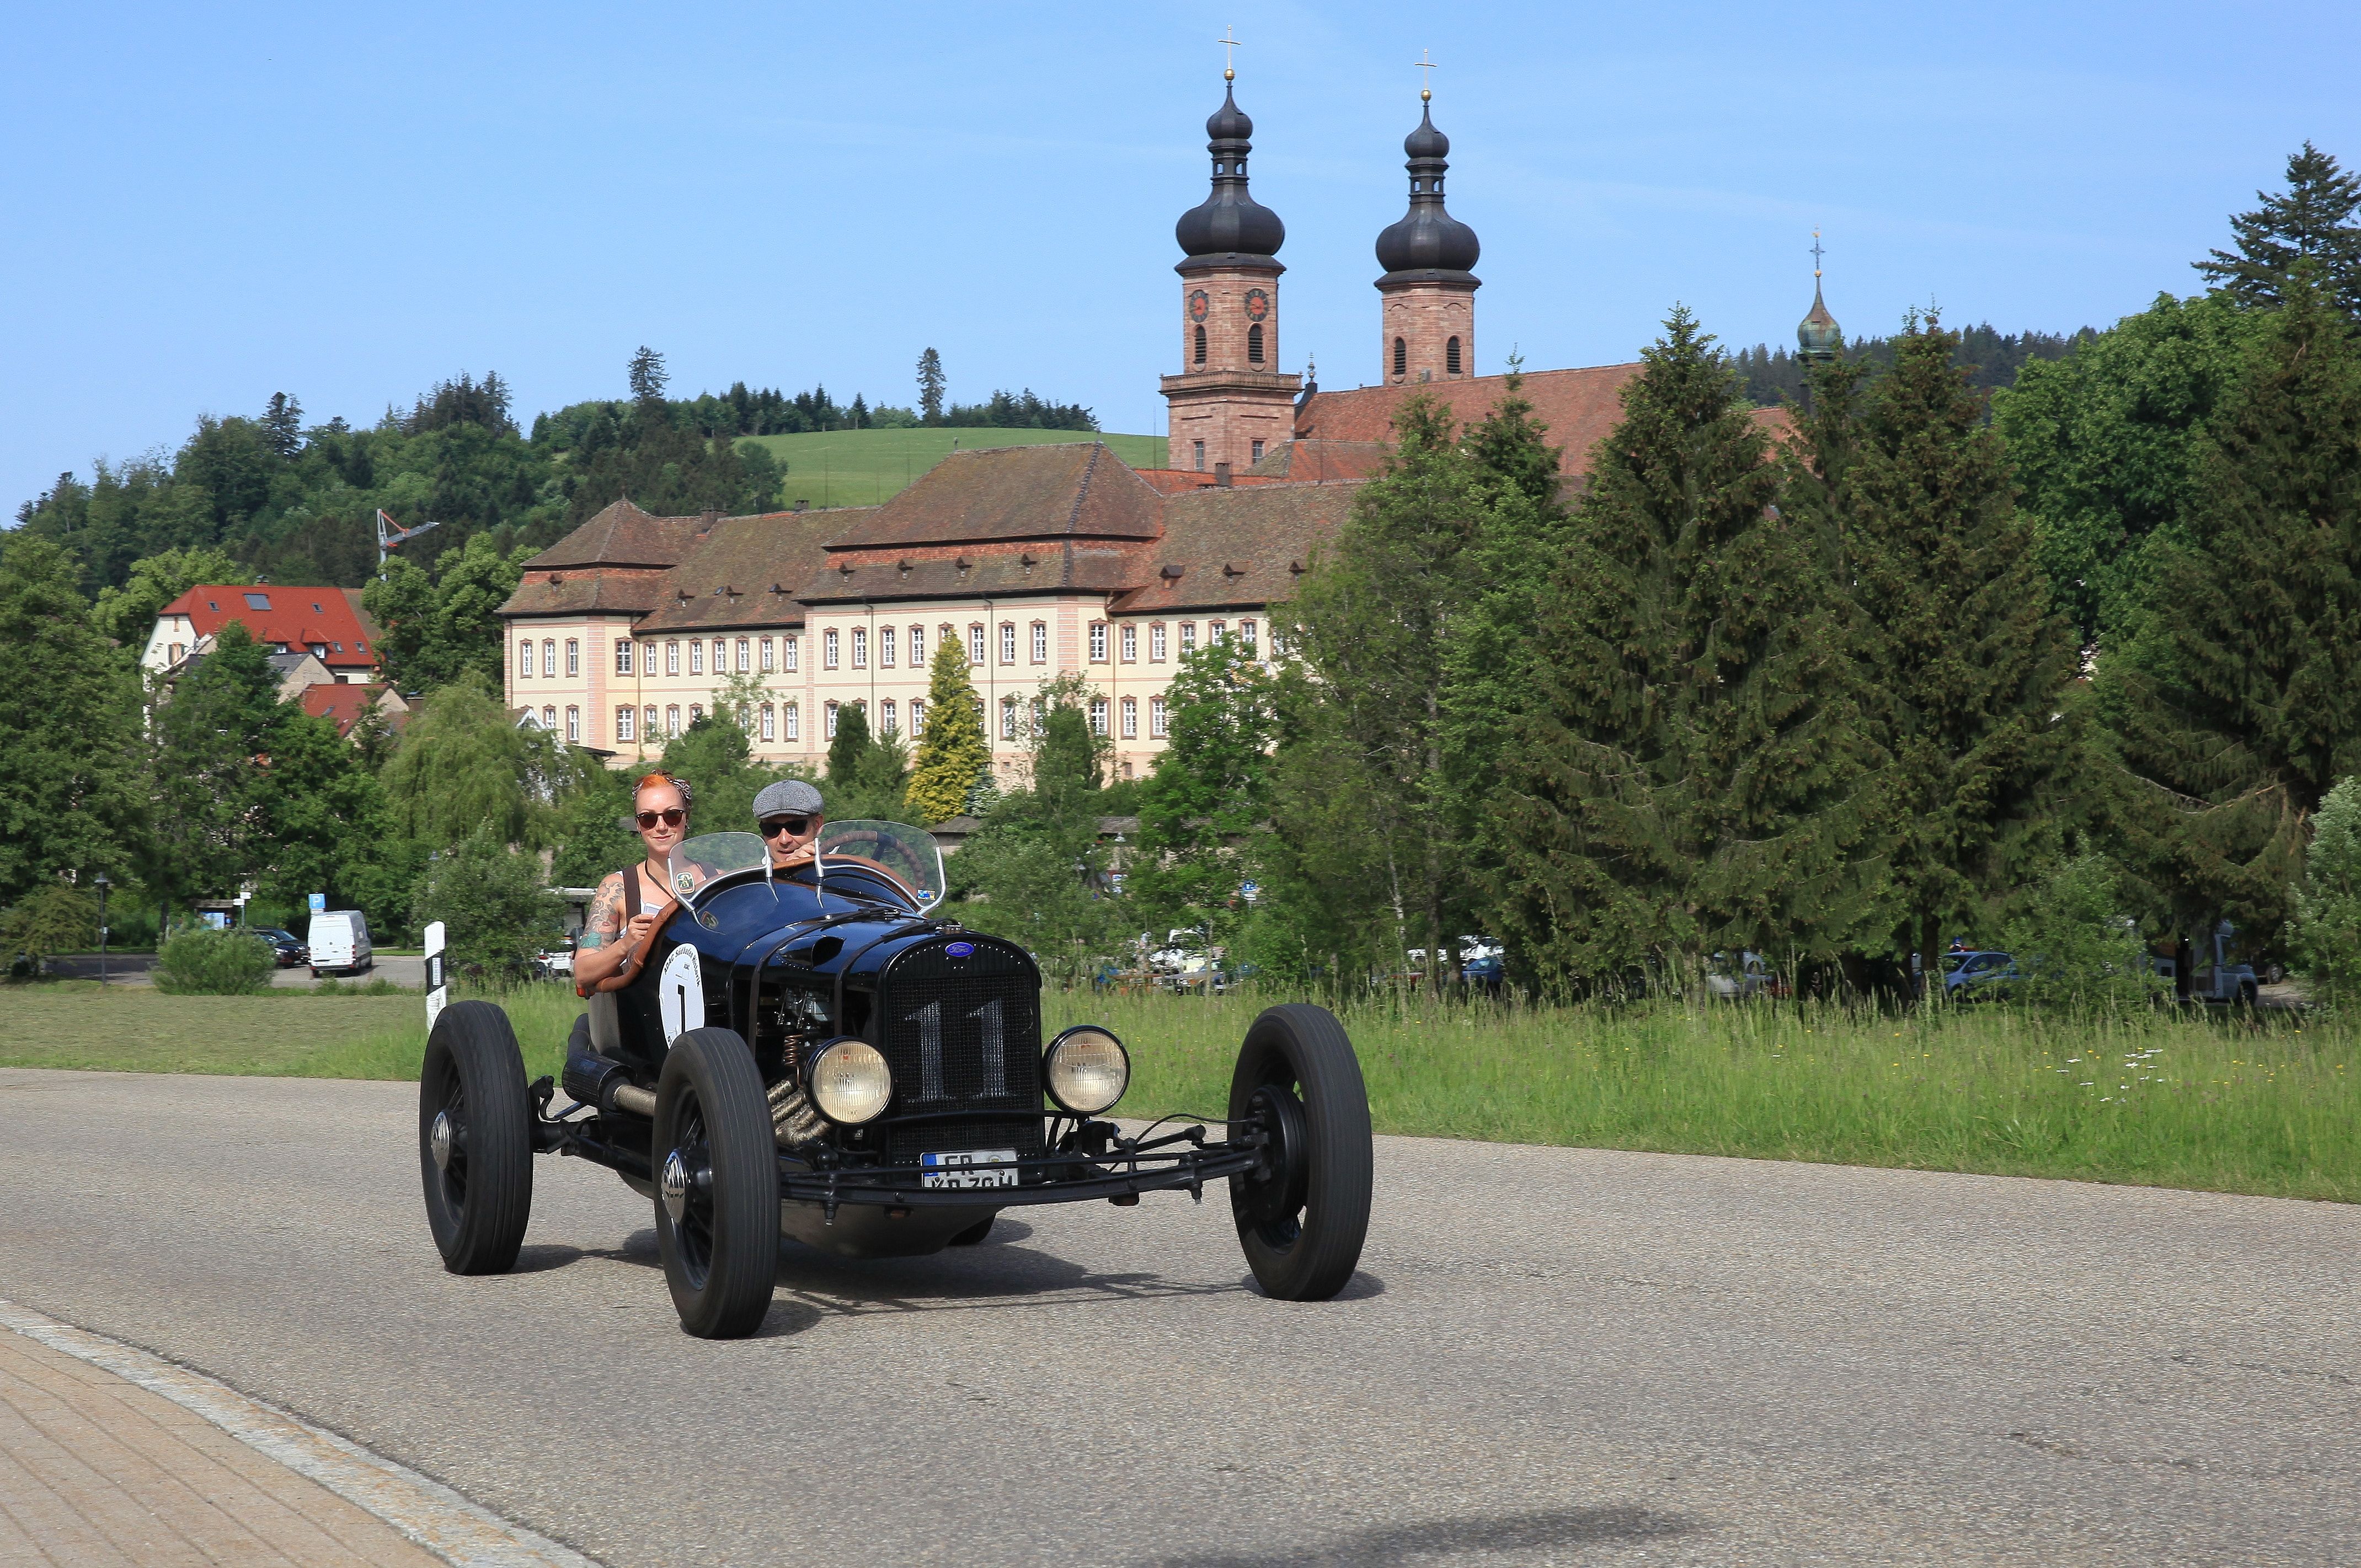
[946, 941, 974, 957]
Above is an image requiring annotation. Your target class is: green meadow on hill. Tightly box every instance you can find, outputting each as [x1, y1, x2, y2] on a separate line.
[740, 427, 1168, 509]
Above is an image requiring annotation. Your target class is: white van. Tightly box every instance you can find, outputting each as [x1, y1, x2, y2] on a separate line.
[307, 910, 373, 977]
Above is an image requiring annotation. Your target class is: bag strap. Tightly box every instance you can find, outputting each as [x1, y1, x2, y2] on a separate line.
[624, 862, 642, 913]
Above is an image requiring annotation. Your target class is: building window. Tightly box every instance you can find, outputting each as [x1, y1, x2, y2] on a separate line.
[969, 623, 986, 663]
[759, 704, 775, 742]
[852, 628, 868, 668]
[1150, 695, 1169, 737]
[1241, 619, 1258, 651]
[541, 639, 555, 675]
[1192, 440, 1206, 472]
[518, 639, 533, 678]
[880, 699, 898, 735]
[879, 625, 895, 667]
[736, 638, 749, 672]
[1001, 697, 1018, 741]
[1150, 623, 1167, 662]
[1209, 620, 1226, 644]
[1030, 622, 1047, 663]
[1446, 335, 1462, 375]
[785, 635, 799, 672]
[666, 640, 680, 676]
[909, 625, 924, 665]
[616, 640, 634, 675]
[1120, 623, 1137, 662]
[1180, 622, 1197, 654]
[1000, 623, 1016, 664]
[566, 638, 580, 676]
[1251, 439, 1264, 463]
[824, 629, 840, 668]
[616, 705, 635, 742]
[689, 703, 703, 725]
[1247, 323, 1264, 363]
[824, 702, 839, 740]
[910, 697, 926, 734]
[1193, 324, 1206, 364]
[785, 703, 800, 741]
[1393, 336, 1407, 377]
[541, 704, 556, 729]
[760, 636, 774, 671]
[666, 705, 682, 737]
[1120, 696, 1137, 738]
[1088, 696, 1108, 736]
[1089, 623, 1108, 662]
[689, 640, 703, 676]
[642, 641, 655, 674]
[565, 705, 580, 742]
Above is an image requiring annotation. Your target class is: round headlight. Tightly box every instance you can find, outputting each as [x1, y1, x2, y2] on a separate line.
[1044, 1026, 1130, 1116]
[808, 1037, 892, 1125]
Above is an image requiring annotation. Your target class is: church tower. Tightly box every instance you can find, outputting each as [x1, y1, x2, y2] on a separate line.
[1160, 72, 1301, 474]
[1374, 88, 1480, 386]
[1797, 231, 1844, 366]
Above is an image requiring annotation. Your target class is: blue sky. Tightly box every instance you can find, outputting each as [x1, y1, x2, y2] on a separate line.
[6, 1, 2358, 516]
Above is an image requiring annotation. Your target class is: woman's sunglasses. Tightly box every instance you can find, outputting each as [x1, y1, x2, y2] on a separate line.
[634, 807, 687, 830]
[759, 816, 812, 839]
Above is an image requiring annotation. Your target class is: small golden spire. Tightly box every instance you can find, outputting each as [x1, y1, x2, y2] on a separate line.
[1414, 48, 1437, 102]
[1217, 25, 1241, 82]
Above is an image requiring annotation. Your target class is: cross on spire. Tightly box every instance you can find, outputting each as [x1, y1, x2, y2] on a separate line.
[1414, 48, 1438, 103]
[1217, 25, 1241, 82]
[1811, 228, 1825, 280]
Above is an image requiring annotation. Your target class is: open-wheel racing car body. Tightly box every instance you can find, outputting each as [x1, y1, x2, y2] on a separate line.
[418, 822, 1374, 1337]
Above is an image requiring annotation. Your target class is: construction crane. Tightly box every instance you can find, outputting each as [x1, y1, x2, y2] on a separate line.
[375, 508, 443, 572]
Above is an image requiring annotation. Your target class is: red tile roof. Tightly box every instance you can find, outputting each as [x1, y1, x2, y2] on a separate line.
[299, 682, 403, 737]
[1242, 440, 1395, 481]
[523, 498, 713, 570]
[635, 510, 854, 631]
[158, 585, 379, 674]
[825, 442, 1163, 549]
[1130, 468, 1292, 494]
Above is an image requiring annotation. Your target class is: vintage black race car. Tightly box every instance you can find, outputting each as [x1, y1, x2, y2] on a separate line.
[416, 823, 1372, 1337]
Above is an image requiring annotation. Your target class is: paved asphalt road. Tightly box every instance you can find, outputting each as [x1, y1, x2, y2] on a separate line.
[1, 1069, 2355, 1566]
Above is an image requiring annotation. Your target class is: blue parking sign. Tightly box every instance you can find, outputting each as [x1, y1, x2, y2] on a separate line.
[308, 893, 326, 913]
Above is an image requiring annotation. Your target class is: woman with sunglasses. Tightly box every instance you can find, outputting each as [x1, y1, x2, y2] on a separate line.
[575, 772, 698, 992]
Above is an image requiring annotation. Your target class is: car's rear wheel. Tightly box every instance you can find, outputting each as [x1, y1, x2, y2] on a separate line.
[1227, 1004, 1372, 1301]
[653, 1028, 778, 1339]
[419, 1001, 533, 1275]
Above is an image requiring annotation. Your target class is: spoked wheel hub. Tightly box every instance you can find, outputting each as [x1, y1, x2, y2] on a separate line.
[1238, 1083, 1310, 1237]
[429, 1108, 462, 1173]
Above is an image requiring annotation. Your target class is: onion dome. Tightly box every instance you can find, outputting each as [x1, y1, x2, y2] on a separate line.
[1175, 82, 1285, 267]
[1375, 99, 1480, 281]
[1797, 279, 1842, 361]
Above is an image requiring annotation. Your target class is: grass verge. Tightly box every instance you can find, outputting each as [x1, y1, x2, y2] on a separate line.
[6, 981, 2354, 1202]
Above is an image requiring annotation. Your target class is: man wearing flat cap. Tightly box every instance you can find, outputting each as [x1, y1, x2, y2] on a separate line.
[753, 779, 826, 875]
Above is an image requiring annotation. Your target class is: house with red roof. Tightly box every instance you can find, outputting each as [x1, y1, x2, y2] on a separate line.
[143, 585, 382, 684]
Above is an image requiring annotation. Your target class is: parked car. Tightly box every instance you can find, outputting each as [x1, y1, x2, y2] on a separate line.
[1944, 950, 2020, 1002]
[534, 939, 577, 982]
[2164, 921, 2261, 1005]
[250, 927, 309, 968]
[1704, 950, 1779, 1000]
[416, 821, 1374, 1338]
[307, 910, 373, 977]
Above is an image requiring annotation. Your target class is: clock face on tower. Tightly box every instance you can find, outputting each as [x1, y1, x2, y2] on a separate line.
[1243, 288, 1270, 322]
[1187, 290, 1210, 323]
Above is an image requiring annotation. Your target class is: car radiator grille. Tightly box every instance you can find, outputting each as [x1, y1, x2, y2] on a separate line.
[875, 944, 1045, 1167]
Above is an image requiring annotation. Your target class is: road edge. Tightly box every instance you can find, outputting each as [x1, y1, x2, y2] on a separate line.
[0, 1297, 602, 1568]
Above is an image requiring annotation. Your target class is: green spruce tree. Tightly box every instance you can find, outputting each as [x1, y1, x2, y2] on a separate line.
[1826, 314, 2080, 982]
[1493, 308, 1870, 987]
[2103, 267, 2361, 941]
[2195, 143, 2361, 318]
[905, 638, 991, 822]
[826, 699, 873, 793]
[1135, 640, 1279, 962]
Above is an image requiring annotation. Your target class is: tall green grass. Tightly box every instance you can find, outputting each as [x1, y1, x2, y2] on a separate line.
[6, 981, 2353, 1201]
[1049, 990, 2361, 1202]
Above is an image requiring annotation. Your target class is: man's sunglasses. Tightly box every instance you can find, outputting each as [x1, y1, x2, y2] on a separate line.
[759, 816, 813, 839]
[634, 807, 687, 830]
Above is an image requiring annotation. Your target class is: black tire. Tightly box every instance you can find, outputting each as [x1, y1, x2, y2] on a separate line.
[653, 1029, 778, 1339]
[419, 1000, 533, 1275]
[1227, 1003, 1372, 1301]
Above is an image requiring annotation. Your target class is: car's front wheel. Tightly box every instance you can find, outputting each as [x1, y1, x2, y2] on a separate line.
[419, 1001, 533, 1274]
[653, 1029, 778, 1339]
[1227, 1004, 1372, 1301]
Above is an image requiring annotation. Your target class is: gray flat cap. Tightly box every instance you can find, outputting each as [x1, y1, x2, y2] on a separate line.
[752, 779, 825, 820]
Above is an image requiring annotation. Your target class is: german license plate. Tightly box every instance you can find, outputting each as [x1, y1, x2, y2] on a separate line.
[920, 1149, 1019, 1190]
